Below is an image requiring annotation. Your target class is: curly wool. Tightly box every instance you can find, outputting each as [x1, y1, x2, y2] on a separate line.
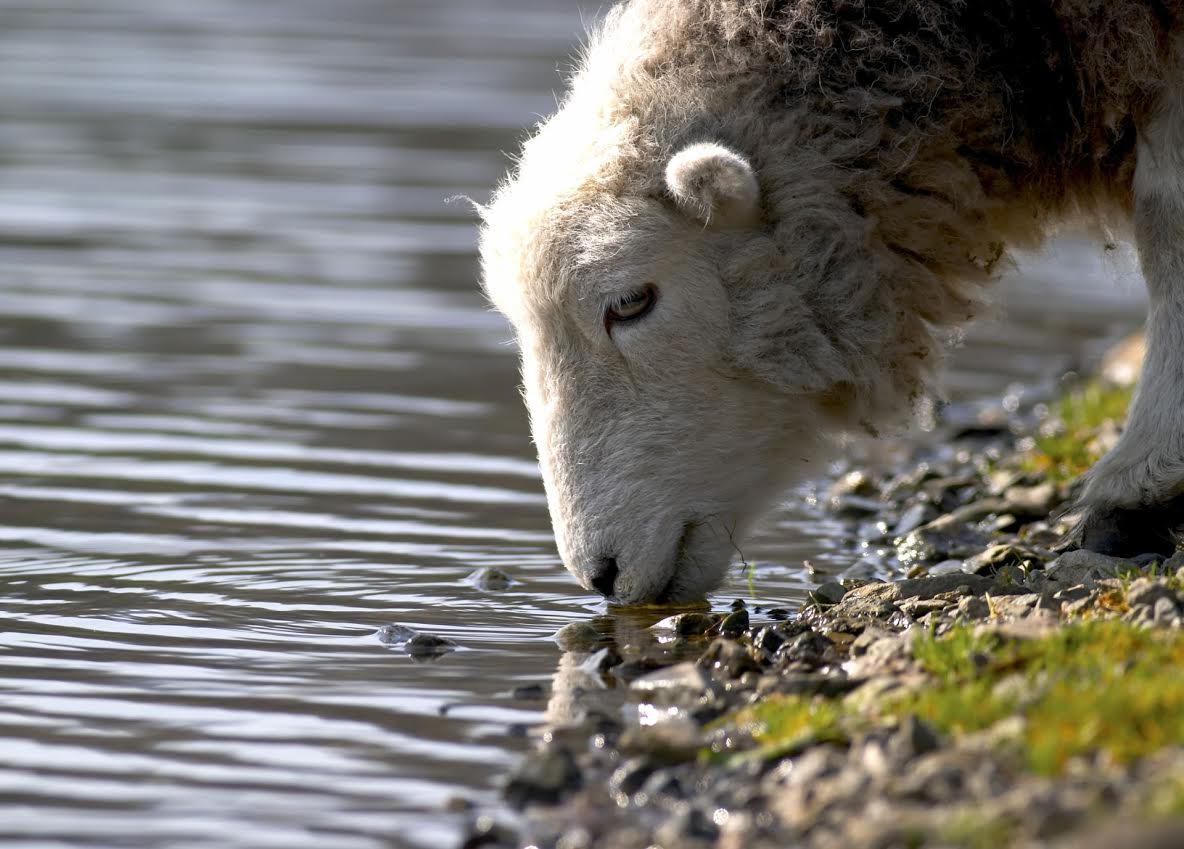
[513, 0, 1179, 420]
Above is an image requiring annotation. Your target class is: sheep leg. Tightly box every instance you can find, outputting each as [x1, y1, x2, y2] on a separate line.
[1078, 67, 1184, 558]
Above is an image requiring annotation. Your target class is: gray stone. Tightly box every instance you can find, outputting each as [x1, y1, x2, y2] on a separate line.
[698, 638, 760, 679]
[896, 513, 992, 565]
[629, 661, 710, 695]
[894, 502, 938, 537]
[553, 621, 608, 652]
[580, 646, 623, 676]
[808, 581, 848, 608]
[1002, 482, 1057, 516]
[1046, 550, 1134, 587]
[718, 607, 749, 637]
[652, 612, 714, 637]
[956, 595, 991, 621]
[502, 747, 582, 809]
[466, 566, 516, 591]
[888, 715, 941, 761]
[963, 543, 1050, 577]
[404, 632, 458, 657]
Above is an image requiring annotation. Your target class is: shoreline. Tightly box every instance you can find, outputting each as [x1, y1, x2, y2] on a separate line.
[466, 356, 1184, 849]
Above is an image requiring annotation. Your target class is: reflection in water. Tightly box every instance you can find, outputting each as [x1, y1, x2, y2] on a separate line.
[0, 1, 1145, 847]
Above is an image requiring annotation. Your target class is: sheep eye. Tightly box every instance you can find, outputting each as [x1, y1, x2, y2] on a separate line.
[605, 286, 656, 328]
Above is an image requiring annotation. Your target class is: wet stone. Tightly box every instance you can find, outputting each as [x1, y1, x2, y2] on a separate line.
[404, 632, 458, 658]
[580, 646, 623, 676]
[629, 661, 710, 695]
[553, 621, 609, 653]
[511, 684, 547, 701]
[502, 747, 582, 810]
[807, 581, 847, 608]
[466, 566, 516, 591]
[718, 607, 749, 637]
[896, 513, 992, 565]
[894, 502, 937, 537]
[653, 806, 719, 846]
[698, 638, 761, 680]
[608, 756, 655, 799]
[653, 612, 715, 637]
[752, 626, 788, 658]
[460, 815, 518, 849]
[621, 713, 703, 764]
[377, 624, 457, 657]
[376, 623, 418, 644]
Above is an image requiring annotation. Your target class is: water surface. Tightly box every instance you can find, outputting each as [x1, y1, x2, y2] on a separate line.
[0, 3, 1146, 847]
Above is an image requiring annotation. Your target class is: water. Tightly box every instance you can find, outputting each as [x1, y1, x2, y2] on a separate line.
[0, 3, 1147, 847]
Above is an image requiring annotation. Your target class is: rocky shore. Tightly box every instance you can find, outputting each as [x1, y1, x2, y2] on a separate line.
[464, 373, 1184, 849]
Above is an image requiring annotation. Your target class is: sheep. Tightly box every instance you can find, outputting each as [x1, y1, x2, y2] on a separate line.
[479, 0, 1184, 604]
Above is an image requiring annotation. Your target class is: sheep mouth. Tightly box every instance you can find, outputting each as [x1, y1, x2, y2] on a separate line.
[653, 519, 696, 604]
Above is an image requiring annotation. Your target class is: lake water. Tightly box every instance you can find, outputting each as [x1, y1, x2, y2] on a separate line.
[0, 3, 1148, 847]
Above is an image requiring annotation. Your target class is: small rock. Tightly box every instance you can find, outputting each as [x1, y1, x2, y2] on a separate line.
[828, 469, 878, 502]
[621, 713, 703, 764]
[888, 715, 941, 761]
[466, 566, 517, 591]
[963, 543, 1049, 577]
[1046, 550, 1134, 587]
[895, 573, 993, 601]
[1126, 579, 1179, 611]
[698, 638, 761, 679]
[653, 612, 715, 637]
[653, 807, 719, 846]
[405, 632, 458, 658]
[629, 661, 710, 694]
[956, 595, 991, 621]
[896, 514, 992, 565]
[608, 757, 655, 799]
[1002, 482, 1057, 517]
[502, 746, 582, 809]
[894, 502, 938, 537]
[376, 624, 418, 644]
[898, 597, 953, 619]
[807, 581, 848, 608]
[459, 815, 517, 849]
[718, 607, 750, 637]
[752, 626, 789, 658]
[510, 684, 547, 701]
[553, 621, 608, 652]
[377, 624, 457, 657]
[580, 646, 623, 676]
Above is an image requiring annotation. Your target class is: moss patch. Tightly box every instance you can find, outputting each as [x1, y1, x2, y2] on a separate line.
[730, 620, 1184, 776]
[1021, 381, 1132, 483]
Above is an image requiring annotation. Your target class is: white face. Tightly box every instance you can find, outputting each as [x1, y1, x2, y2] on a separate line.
[482, 143, 834, 604]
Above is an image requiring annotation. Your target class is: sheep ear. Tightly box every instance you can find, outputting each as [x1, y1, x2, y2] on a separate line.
[665, 142, 760, 227]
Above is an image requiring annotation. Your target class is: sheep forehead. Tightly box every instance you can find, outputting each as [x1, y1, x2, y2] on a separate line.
[480, 186, 665, 331]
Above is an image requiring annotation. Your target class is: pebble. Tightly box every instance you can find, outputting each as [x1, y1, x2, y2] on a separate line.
[466, 566, 516, 591]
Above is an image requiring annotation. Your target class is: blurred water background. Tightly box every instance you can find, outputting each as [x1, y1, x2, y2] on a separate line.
[0, 2, 1148, 847]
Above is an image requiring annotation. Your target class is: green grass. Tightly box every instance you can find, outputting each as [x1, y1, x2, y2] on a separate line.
[1021, 381, 1132, 483]
[727, 620, 1184, 776]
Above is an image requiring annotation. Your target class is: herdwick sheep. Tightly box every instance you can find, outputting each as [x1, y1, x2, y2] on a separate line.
[478, 0, 1184, 604]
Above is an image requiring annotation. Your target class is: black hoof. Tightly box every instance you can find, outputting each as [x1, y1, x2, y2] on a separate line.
[1078, 501, 1183, 559]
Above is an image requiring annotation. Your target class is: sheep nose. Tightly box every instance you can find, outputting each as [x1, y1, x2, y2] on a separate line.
[589, 556, 619, 597]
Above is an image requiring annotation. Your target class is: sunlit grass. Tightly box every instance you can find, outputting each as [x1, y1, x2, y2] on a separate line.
[1022, 381, 1132, 483]
[727, 620, 1184, 776]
